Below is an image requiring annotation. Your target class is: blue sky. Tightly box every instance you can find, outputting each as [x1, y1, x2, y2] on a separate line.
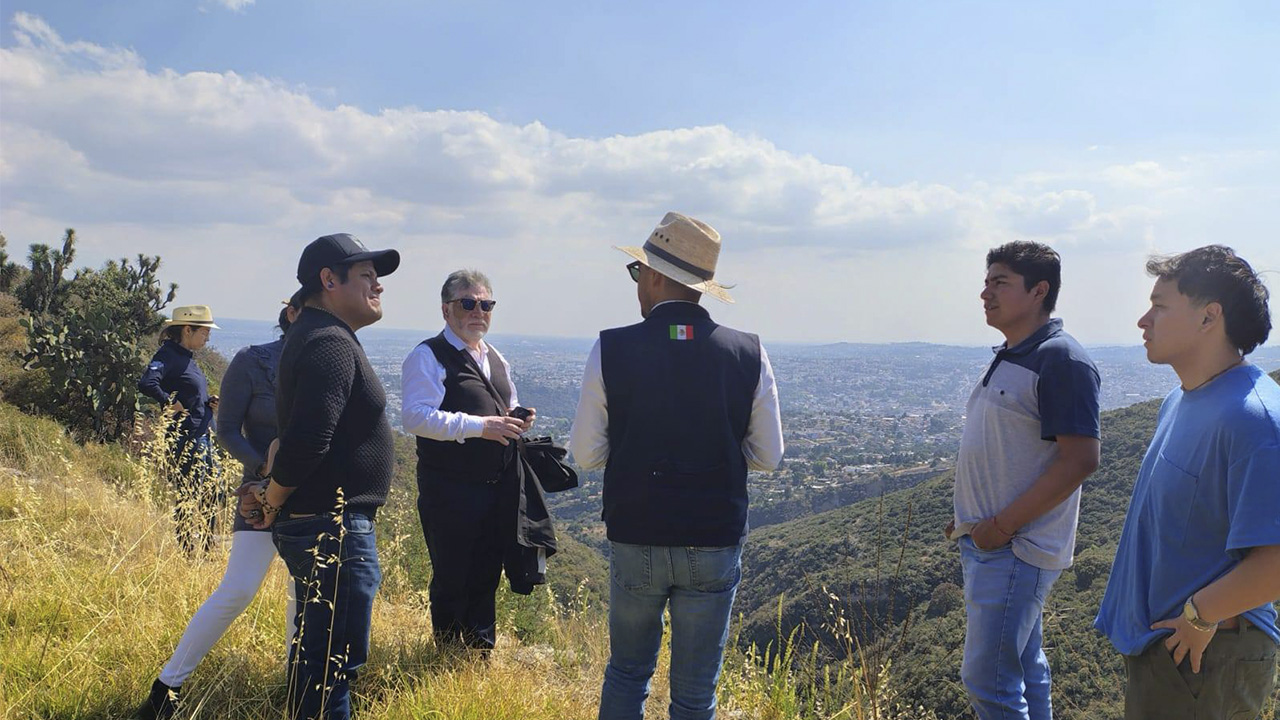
[1, 1, 1278, 344]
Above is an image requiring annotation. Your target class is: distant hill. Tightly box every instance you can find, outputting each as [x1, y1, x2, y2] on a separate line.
[789, 341, 992, 358]
[735, 369, 1280, 719]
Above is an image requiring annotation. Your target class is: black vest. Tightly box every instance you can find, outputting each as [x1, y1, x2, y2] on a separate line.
[599, 302, 760, 546]
[415, 334, 514, 482]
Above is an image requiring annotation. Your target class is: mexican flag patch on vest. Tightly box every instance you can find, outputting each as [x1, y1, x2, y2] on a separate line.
[669, 324, 694, 340]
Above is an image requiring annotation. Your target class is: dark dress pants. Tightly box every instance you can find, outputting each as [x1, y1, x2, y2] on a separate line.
[416, 471, 515, 650]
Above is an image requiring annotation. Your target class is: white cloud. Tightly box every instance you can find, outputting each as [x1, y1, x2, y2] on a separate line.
[204, 0, 256, 12]
[6, 12, 141, 71]
[1, 14, 1276, 345]
[1101, 161, 1187, 189]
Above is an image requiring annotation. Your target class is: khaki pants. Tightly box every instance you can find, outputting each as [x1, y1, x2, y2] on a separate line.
[1124, 621, 1278, 720]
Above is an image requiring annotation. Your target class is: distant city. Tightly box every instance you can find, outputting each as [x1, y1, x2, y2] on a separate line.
[211, 317, 1280, 551]
[213, 317, 1280, 428]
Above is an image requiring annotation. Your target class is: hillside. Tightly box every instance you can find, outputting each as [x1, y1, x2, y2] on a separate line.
[735, 369, 1280, 719]
[0, 402, 945, 719]
[4, 353, 1280, 718]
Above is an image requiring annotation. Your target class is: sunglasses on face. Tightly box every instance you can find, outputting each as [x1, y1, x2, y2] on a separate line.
[449, 298, 497, 312]
[627, 261, 642, 283]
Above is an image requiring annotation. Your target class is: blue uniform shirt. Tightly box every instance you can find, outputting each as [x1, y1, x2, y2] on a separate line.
[137, 339, 213, 438]
[1095, 363, 1280, 654]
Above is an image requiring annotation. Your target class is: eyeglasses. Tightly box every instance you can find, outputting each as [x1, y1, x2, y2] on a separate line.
[448, 298, 497, 312]
[627, 261, 642, 283]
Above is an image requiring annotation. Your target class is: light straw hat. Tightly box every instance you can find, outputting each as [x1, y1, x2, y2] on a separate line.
[161, 305, 220, 330]
[614, 212, 735, 303]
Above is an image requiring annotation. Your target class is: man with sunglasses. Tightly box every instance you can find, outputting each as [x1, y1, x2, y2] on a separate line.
[401, 269, 534, 651]
[570, 212, 784, 720]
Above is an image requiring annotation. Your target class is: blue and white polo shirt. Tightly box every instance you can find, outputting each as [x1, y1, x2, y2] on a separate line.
[952, 318, 1101, 570]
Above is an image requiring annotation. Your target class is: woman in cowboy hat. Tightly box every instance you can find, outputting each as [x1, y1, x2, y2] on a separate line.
[137, 305, 222, 555]
[135, 298, 304, 720]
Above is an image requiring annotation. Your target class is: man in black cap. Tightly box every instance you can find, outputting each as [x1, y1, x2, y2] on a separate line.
[240, 233, 399, 720]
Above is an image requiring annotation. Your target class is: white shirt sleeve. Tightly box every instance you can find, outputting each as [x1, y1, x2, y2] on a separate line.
[743, 343, 785, 471]
[400, 343, 487, 442]
[568, 339, 609, 470]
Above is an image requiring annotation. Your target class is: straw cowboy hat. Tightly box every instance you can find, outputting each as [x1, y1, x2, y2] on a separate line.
[161, 305, 220, 330]
[615, 212, 735, 303]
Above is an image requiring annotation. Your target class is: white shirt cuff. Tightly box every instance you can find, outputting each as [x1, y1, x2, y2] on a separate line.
[460, 414, 486, 441]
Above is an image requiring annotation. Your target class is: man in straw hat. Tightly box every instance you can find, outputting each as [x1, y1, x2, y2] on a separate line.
[570, 212, 784, 720]
[239, 233, 399, 720]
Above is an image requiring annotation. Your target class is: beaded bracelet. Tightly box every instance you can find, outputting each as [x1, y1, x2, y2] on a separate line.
[257, 486, 282, 516]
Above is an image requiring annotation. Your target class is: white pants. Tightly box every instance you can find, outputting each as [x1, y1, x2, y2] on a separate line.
[159, 530, 297, 686]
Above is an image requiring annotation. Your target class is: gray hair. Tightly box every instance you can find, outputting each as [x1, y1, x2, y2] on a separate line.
[441, 269, 492, 303]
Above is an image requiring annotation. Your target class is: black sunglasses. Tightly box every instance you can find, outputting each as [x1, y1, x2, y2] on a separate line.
[627, 261, 642, 283]
[449, 298, 497, 312]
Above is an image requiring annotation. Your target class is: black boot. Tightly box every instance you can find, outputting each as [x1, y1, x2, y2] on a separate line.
[133, 678, 181, 720]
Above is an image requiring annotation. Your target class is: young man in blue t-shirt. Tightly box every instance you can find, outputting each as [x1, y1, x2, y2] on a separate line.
[1095, 245, 1280, 719]
[948, 241, 1102, 720]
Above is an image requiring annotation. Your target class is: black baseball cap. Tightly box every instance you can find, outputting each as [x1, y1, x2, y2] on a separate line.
[296, 233, 400, 290]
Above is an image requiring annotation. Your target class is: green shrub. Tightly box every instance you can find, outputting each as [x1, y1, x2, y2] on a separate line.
[0, 292, 27, 398]
[8, 229, 178, 441]
[925, 582, 962, 618]
[23, 307, 154, 441]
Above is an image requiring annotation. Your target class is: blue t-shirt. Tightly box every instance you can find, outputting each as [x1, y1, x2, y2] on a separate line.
[1095, 363, 1280, 654]
[953, 318, 1101, 570]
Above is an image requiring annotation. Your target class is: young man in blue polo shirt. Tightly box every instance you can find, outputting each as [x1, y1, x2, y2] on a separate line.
[948, 241, 1102, 720]
[1095, 245, 1280, 719]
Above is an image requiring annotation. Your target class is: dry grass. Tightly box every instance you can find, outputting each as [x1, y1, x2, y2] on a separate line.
[0, 401, 922, 719]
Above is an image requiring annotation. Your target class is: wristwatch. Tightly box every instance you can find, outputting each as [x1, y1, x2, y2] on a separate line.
[1182, 596, 1217, 633]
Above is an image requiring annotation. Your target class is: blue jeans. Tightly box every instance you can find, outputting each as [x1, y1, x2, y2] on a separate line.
[599, 542, 742, 720]
[273, 512, 382, 720]
[958, 535, 1062, 720]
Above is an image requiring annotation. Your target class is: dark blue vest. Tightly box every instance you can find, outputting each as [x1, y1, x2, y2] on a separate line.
[599, 301, 760, 546]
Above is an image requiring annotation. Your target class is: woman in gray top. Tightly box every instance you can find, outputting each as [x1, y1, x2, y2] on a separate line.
[135, 300, 301, 720]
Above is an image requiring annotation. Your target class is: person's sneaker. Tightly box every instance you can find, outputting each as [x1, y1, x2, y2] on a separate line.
[133, 679, 181, 720]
